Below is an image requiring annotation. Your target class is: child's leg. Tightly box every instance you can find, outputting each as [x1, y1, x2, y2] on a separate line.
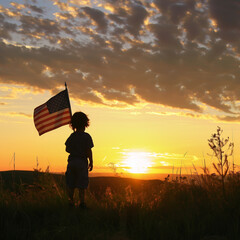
[78, 188, 85, 204]
[67, 187, 74, 205]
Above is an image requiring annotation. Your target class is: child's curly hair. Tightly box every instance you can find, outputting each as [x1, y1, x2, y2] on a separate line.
[71, 112, 90, 131]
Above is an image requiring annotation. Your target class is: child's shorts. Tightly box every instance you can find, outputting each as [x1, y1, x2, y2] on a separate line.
[65, 159, 89, 189]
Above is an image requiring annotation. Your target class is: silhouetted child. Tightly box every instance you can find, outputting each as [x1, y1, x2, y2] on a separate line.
[65, 112, 93, 209]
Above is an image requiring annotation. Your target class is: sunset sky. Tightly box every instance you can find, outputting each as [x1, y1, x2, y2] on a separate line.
[0, 0, 240, 177]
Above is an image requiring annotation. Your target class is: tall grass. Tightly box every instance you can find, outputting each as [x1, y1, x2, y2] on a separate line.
[1, 169, 240, 240]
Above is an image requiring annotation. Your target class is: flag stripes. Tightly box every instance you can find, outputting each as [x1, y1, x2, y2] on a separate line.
[34, 107, 69, 125]
[34, 105, 48, 121]
[34, 103, 46, 115]
[37, 110, 71, 131]
[37, 115, 71, 135]
[33, 89, 72, 136]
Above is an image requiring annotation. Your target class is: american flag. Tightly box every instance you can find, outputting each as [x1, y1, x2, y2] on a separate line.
[34, 89, 72, 136]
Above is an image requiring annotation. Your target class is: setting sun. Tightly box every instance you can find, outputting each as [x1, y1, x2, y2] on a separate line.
[121, 151, 153, 174]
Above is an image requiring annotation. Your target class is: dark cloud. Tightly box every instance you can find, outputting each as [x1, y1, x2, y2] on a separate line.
[0, 20, 17, 40]
[26, 4, 44, 14]
[0, 0, 239, 119]
[209, 0, 240, 30]
[0, 13, 18, 40]
[108, 14, 125, 25]
[183, 14, 208, 42]
[149, 19, 181, 49]
[209, 0, 240, 47]
[20, 15, 60, 35]
[154, 0, 195, 24]
[168, 2, 192, 24]
[82, 7, 108, 33]
[126, 4, 148, 37]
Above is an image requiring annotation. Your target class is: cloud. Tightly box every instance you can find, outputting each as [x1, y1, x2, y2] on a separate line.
[19, 15, 74, 39]
[209, 0, 240, 31]
[0, 112, 31, 118]
[0, 84, 38, 99]
[0, 102, 7, 105]
[0, 13, 18, 40]
[149, 19, 181, 49]
[26, 4, 44, 14]
[147, 111, 212, 120]
[82, 7, 108, 33]
[0, 0, 239, 119]
[209, 0, 240, 45]
[126, 4, 148, 37]
[217, 115, 240, 123]
[10, 112, 32, 118]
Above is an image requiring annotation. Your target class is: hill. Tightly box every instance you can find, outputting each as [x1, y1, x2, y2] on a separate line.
[0, 170, 163, 193]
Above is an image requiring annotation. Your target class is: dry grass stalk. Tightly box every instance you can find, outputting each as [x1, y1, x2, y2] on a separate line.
[208, 126, 234, 197]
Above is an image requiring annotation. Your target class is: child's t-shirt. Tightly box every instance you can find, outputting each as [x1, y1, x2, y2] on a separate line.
[65, 131, 94, 162]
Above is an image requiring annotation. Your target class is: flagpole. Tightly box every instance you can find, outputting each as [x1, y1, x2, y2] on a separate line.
[65, 82, 72, 117]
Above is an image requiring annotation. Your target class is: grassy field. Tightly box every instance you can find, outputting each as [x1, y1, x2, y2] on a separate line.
[0, 170, 240, 240]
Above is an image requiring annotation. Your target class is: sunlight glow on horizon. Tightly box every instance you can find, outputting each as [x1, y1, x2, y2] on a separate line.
[121, 151, 153, 174]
